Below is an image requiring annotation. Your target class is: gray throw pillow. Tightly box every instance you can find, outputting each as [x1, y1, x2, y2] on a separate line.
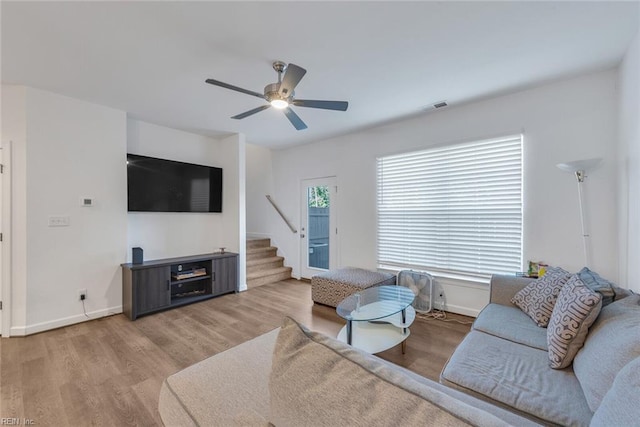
[573, 294, 640, 411]
[577, 267, 615, 306]
[590, 357, 640, 427]
[612, 286, 634, 301]
[511, 266, 571, 327]
[547, 275, 602, 369]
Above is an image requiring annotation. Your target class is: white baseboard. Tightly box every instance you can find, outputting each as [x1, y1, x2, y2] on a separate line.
[9, 305, 123, 336]
[441, 303, 480, 318]
[238, 283, 248, 292]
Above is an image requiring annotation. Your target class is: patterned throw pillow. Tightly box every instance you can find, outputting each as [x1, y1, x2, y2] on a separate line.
[511, 266, 571, 327]
[547, 275, 602, 369]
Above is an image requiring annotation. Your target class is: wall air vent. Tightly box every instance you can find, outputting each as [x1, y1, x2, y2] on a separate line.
[422, 101, 449, 113]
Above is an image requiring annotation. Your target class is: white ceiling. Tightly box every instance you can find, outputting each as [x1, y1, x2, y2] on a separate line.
[2, 1, 638, 148]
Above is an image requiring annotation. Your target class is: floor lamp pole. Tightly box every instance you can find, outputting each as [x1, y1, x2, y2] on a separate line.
[556, 158, 602, 269]
[574, 171, 589, 267]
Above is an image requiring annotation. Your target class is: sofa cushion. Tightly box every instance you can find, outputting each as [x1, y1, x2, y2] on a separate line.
[473, 303, 547, 351]
[441, 330, 593, 427]
[590, 356, 640, 427]
[159, 328, 279, 427]
[573, 294, 640, 412]
[489, 274, 535, 307]
[547, 275, 602, 369]
[270, 317, 518, 427]
[577, 267, 615, 306]
[511, 266, 571, 327]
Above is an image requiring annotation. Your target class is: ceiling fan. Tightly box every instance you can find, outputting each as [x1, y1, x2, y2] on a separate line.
[205, 61, 348, 130]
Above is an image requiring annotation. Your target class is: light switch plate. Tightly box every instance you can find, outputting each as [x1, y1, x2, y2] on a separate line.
[48, 216, 70, 227]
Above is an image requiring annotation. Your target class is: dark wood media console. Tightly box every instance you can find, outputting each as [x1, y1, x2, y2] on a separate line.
[121, 252, 238, 320]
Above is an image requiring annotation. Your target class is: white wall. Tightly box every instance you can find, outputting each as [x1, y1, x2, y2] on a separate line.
[617, 24, 640, 292]
[245, 143, 296, 269]
[218, 133, 247, 291]
[246, 143, 275, 238]
[126, 120, 247, 289]
[269, 69, 620, 316]
[127, 121, 231, 259]
[1, 91, 247, 336]
[3, 87, 128, 335]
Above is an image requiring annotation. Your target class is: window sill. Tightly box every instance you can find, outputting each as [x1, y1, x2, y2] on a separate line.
[377, 265, 491, 286]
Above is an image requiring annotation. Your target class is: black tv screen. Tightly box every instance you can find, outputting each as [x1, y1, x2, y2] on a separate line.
[127, 154, 222, 213]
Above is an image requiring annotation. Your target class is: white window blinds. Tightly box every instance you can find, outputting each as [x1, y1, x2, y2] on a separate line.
[377, 135, 523, 277]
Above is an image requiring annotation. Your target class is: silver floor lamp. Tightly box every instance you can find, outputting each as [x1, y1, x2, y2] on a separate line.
[556, 158, 602, 268]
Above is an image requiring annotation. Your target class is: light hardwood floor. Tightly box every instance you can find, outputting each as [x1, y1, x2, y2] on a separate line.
[0, 280, 471, 426]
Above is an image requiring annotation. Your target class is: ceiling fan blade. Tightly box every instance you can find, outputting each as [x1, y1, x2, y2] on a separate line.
[279, 64, 307, 98]
[292, 99, 349, 111]
[205, 78, 265, 99]
[283, 107, 308, 130]
[231, 104, 271, 120]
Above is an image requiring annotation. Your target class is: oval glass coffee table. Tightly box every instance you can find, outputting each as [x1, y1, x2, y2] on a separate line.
[336, 285, 416, 354]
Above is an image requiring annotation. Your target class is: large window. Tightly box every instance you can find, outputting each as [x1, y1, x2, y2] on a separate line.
[377, 135, 523, 278]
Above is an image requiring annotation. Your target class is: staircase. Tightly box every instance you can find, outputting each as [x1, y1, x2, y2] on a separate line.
[246, 238, 292, 288]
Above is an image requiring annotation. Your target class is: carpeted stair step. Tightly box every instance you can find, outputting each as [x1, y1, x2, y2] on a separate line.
[247, 238, 271, 250]
[246, 246, 278, 261]
[247, 256, 285, 273]
[247, 266, 293, 288]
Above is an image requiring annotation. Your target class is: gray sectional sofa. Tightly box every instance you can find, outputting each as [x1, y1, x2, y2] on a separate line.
[441, 274, 639, 427]
[159, 317, 539, 426]
[158, 274, 638, 426]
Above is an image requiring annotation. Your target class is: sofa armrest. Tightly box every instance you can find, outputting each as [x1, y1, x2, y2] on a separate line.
[489, 274, 534, 307]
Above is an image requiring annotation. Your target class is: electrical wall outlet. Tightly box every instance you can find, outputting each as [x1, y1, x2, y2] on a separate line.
[435, 290, 445, 310]
[78, 289, 87, 301]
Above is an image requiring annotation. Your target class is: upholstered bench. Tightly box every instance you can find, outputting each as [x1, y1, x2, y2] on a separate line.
[311, 267, 396, 307]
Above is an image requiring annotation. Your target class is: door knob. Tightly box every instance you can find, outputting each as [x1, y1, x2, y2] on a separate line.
[300, 234, 305, 238]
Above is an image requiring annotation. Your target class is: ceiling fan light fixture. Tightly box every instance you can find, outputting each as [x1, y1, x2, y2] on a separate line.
[206, 61, 347, 130]
[270, 99, 289, 109]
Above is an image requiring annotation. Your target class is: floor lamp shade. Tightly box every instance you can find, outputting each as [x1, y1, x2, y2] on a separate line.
[557, 158, 602, 180]
[556, 158, 602, 267]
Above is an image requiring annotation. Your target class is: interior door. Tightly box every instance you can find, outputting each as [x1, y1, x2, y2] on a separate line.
[0, 142, 10, 337]
[300, 177, 337, 279]
[0, 147, 3, 334]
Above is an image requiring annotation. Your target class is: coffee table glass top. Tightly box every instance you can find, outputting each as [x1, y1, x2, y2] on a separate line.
[336, 285, 415, 322]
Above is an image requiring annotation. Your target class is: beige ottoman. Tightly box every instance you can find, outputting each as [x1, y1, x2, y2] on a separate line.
[311, 267, 397, 308]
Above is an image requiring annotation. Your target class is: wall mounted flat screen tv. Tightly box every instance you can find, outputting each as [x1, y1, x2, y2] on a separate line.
[127, 154, 222, 213]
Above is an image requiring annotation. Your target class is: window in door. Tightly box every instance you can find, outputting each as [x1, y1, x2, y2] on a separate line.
[301, 177, 337, 278]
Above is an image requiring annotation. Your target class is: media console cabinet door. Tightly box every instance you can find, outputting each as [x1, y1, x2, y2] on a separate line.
[213, 256, 238, 295]
[134, 266, 171, 315]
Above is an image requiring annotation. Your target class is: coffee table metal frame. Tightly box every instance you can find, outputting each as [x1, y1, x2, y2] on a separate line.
[336, 285, 416, 354]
